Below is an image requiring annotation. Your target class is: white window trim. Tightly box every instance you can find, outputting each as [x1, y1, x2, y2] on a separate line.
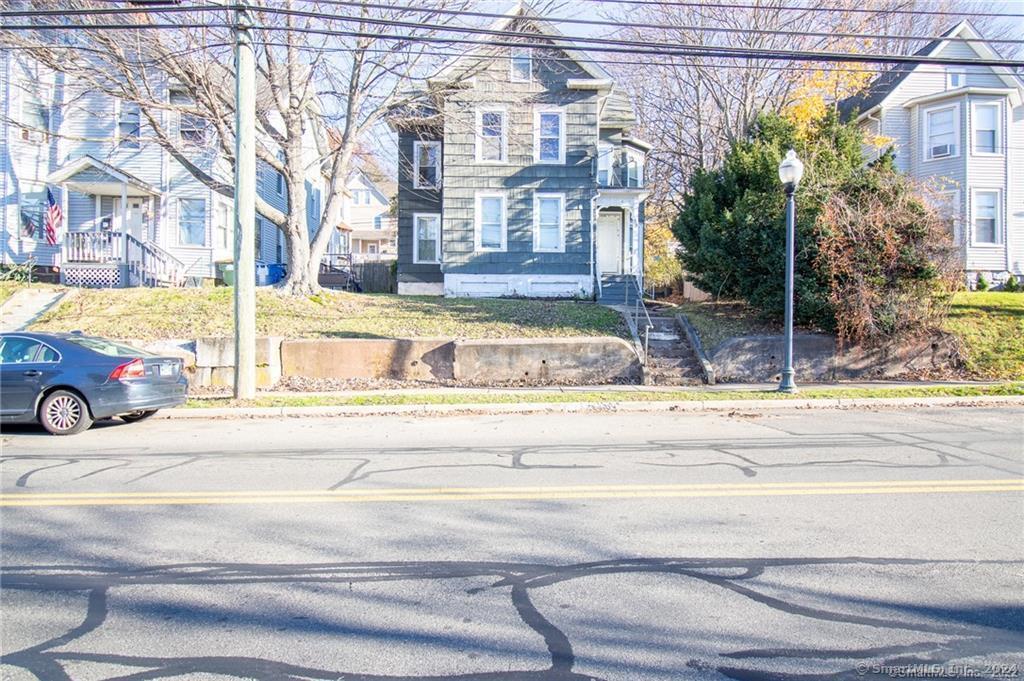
[19, 79, 47, 143]
[114, 98, 141, 148]
[970, 100, 1002, 156]
[510, 46, 532, 83]
[934, 189, 962, 246]
[625, 147, 645, 186]
[413, 140, 442, 189]
[922, 102, 960, 162]
[474, 192, 507, 252]
[533, 192, 566, 253]
[597, 142, 614, 185]
[413, 212, 442, 264]
[475, 108, 508, 164]
[275, 151, 286, 196]
[533, 107, 566, 165]
[946, 68, 966, 90]
[177, 197, 207, 247]
[970, 188, 1002, 247]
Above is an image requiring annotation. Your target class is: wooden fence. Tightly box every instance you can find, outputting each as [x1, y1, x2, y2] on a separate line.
[352, 261, 396, 293]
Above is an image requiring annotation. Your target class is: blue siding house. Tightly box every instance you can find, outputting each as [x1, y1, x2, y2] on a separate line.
[388, 5, 650, 299]
[0, 51, 340, 287]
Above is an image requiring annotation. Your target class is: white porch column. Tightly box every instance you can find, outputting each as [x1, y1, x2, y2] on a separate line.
[120, 183, 129, 262]
[58, 185, 68, 267]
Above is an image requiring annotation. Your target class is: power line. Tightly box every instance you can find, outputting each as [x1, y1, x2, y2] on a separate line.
[9, 1, 1024, 46]
[576, 0, 1024, 19]
[244, 4, 1024, 68]
[6, 5, 1023, 68]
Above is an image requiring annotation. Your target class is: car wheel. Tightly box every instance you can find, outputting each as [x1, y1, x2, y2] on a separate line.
[121, 410, 158, 423]
[40, 390, 94, 436]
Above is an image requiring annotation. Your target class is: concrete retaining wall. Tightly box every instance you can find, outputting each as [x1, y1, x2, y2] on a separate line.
[710, 332, 960, 383]
[193, 336, 282, 388]
[280, 338, 454, 381]
[453, 337, 641, 384]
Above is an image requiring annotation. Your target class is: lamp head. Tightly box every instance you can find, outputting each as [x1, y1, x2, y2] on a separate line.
[778, 149, 804, 192]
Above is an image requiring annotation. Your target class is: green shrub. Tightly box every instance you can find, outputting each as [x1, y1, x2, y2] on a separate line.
[1003, 274, 1020, 293]
[976, 274, 989, 292]
[673, 112, 960, 344]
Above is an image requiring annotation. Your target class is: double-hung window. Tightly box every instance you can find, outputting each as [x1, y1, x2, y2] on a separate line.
[477, 109, 507, 163]
[19, 80, 48, 143]
[972, 102, 1000, 154]
[413, 140, 441, 189]
[597, 143, 614, 186]
[117, 100, 141, 149]
[413, 213, 441, 264]
[924, 104, 958, 160]
[178, 198, 206, 246]
[534, 193, 565, 253]
[475, 193, 506, 251]
[275, 151, 286, 196]
[972, 190, 1000, 245]
[535, 109, 564, 164]
[170, 89, 205, 144]
[511, 46, 532, 82]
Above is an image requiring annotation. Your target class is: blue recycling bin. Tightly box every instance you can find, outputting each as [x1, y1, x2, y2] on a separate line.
[266, 264, 286, 285]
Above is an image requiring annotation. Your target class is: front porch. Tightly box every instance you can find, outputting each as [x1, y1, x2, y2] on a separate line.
[47, 156, 185, 288]
[595, 187, 647, 305]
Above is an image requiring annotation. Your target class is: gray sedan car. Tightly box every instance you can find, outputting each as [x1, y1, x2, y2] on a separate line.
[0, 332, 188, 435]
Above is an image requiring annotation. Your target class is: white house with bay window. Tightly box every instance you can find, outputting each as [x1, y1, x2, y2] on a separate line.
[839, 20, 1024, 287]
[0, 51, 343, 287]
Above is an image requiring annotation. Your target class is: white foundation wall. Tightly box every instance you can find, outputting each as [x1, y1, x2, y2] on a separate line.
[397, 281, 444, 296]
[443, 274, 593, 299]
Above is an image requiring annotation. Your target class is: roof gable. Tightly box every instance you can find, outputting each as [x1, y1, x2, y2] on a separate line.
[838, 20, 1024, 121]
[431, 2, 613, 84]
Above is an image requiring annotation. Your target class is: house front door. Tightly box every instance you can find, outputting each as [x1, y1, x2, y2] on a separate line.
[114, 198, 145, 241]
[597, 213, 622, 274]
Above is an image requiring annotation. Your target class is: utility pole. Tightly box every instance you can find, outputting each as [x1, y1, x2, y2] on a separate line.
[233, 0, 256, 399]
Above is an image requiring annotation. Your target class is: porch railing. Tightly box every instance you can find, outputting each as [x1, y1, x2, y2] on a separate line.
[623, 274, 653, 364]
[63, 231, 185, 287]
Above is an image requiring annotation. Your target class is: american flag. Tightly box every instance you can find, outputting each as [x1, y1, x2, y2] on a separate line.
[44, 187, 62, 246]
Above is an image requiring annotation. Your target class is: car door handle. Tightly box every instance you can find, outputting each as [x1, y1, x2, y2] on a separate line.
[22, 370, 42, 377]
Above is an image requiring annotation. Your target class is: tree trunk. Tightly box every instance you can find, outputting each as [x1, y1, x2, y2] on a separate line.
[278, 226, 320, 295]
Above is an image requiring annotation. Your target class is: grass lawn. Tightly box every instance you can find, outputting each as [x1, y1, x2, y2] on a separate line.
[0, 281, 23, 306]
[662, 300, 777, 353]
[943, 291, 1024, 380]
[0, 281, 62, 307]
[29, 287, 626, 341]
[188, 381, 1024, 408]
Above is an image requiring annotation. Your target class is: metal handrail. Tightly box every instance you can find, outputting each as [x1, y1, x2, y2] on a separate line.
[623, 275, 653, 364]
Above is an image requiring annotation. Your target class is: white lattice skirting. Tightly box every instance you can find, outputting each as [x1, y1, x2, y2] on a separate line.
[61, 265, 123, 288]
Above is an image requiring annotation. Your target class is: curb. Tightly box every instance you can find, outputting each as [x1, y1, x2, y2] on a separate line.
[160, 394, 1024, 420]
[674, 313, 716, 385]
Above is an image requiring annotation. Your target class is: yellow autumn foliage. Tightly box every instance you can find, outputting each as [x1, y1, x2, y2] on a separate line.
[784, 63, 875, 139]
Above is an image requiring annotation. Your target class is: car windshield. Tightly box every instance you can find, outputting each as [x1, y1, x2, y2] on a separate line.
[64, 337, 154, 357]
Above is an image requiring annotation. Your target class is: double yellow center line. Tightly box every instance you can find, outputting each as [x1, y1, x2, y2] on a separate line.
[1, 478, 1021, 507]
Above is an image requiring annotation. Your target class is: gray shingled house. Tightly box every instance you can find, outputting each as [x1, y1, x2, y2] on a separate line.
[387, 4, 650, 300]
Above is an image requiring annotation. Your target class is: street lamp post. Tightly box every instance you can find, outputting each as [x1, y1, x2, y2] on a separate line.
[777, 149, 804, 394]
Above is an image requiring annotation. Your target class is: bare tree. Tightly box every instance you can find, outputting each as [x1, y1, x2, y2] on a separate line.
[2, 0, 472, 294]
[603, 0, 1019, 212]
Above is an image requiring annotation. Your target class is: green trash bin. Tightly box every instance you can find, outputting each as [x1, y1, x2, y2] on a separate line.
[219, 263, 235, 286]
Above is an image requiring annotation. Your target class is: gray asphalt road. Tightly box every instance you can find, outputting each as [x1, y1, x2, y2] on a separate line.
[1, 406, 1022, 681]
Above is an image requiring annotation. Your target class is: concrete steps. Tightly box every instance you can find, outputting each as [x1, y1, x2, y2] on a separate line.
[643, 313, 704, 386]
[0, 287, 67, 332]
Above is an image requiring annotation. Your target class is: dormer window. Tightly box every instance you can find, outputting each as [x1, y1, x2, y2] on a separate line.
[924, 103, 959, 161]
[511, 46, 532, 83]
[946, 69, 966, 90]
